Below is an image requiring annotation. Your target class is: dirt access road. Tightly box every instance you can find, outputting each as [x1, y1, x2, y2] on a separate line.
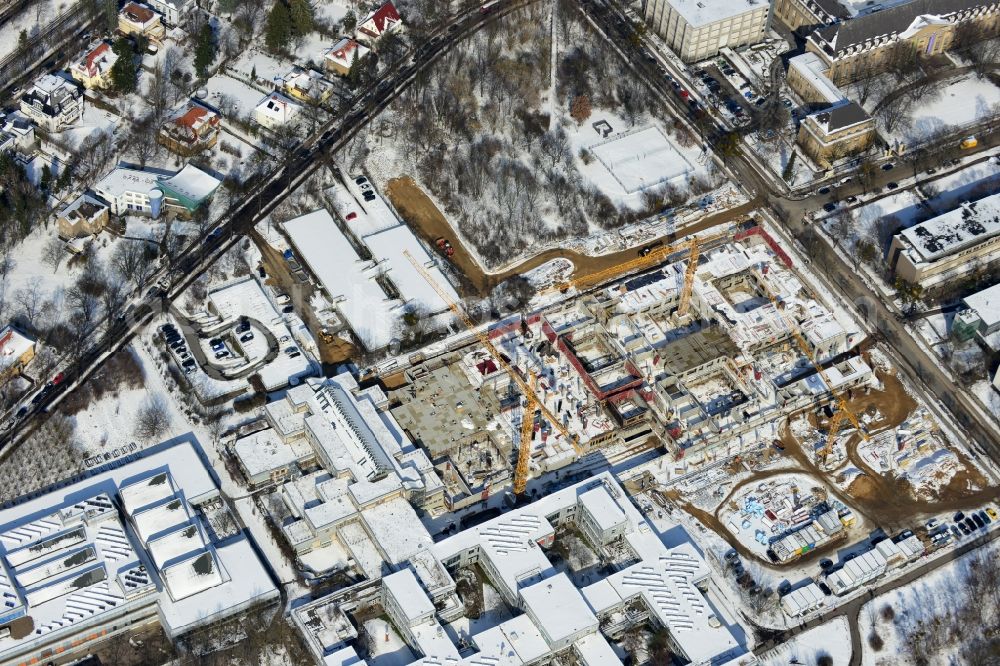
[386, 176, 759, 295]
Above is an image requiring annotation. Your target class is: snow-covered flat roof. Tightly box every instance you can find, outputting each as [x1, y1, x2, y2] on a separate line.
[520, 573, 598, 645]
[131, 496, 191, 546]
[668, 0, 768, 27]
[472, 614, 551, 664]
[93, 165, 168, 199]
[147, 523, 207, 570]
[579, 487, 627, 532]
[789, 52, 843, 105]
[898, 192, 1000, 263]
[119, 471, 176, 515]
[573, 631, 622, 665]
[363, 225, 457, 314]
[383, 568, 434, 623]
[780, 583, 825, 616]
[157, 163, 221, 204]
[283, 209, 398, 349]
[234, 428, 302, 479]
[161, 549, 225, 601]
[360, 496, 432, 565]
[962, 281, 1000, 329]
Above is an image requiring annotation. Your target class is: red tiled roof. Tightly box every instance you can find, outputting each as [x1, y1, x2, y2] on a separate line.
[85, 43, 111, 74]
[359, 1, 401, 36]
[122, 1, 156, 23]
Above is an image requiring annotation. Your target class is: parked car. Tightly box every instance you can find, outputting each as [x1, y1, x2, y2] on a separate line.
[275, 293, 290, 305]
[823, 202, 837, 212]
[965, 517, 977, 531]
[881, 162, 895, 171]
[355, 176, 367, 185]
[182, 358, 196, 368]
[215, 350, 230, 360]
[886, 182, 899, 190]
[954, 511, 966, 522]
[282, 305, 294, 314]
[977, 510, 990, 525]
[925, 518, 940, 531]
[240, 332, 254, 343]
[986, 507, 999, 521]
[818, 581, 832, 595]
[972, 513, 985, 529]
[15, 407, 28, 419]
[236, 319, 251, 334]
[820, 558, 834, 571]
[846, 196, 858, 204]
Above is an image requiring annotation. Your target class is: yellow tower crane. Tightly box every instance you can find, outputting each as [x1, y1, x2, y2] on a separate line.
[538, 228, 730, 303]
[677, 237, 700, 317]
[756, 270, 869, 458]
[513, 372, 538, 496]
[403, 251, 580, 462]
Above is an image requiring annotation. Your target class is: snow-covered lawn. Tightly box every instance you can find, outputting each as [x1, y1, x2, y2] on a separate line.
[759, 617, 852, 666]
[205, 74, 269, 121]
[568, 113, 714, 210]
[0, 0, 70, 62]
[363, 619, 415, 666]
[895, 75, 1000, 145]
[52, 102, 122, 150]
[313, 0, 352, 26]
[859, 539, 1000, 666]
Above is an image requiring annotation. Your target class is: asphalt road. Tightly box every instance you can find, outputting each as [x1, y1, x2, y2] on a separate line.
[0, 0, 540, 453]
[754, 526, 1000, 665]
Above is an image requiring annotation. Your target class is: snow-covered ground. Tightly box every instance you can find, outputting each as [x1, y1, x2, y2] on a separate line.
[859, 539, 1000, 666]
[759, 617, 852, 666]
[0, 0, 70, 62]
[568, 113, 715, 210]
[892, 75, 1000, 146]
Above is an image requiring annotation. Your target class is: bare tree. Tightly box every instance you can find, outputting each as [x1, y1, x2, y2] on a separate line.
[14, 284, 49, 331]
[111, 239, 156, 291]
[134, 394, 171, 441]
[876, 96, 910, 134]
[42, 238, 66, 273]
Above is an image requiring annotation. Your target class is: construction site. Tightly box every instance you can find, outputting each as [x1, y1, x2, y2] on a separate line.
[376, 216, 1000, 580]
[382, 221, 883, 509]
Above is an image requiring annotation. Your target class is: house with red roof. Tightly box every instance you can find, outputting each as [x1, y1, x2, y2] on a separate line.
[69, 42, 119, 89]
[118, 1, 166, 41]
[324, 38, 371, 76]
[158, 103, 221, 155]
[355, 1, 404, 45]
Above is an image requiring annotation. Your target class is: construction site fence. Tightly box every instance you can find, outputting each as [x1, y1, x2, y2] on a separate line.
[735, 226, 793, 268]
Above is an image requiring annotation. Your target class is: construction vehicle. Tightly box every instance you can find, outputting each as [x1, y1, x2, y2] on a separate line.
[677, 238, 700, 316]
[513, 372, 538, 496]
[403, 251, 579, 494]
[435, 238, 455, 257]
[539, 228, 729, 298]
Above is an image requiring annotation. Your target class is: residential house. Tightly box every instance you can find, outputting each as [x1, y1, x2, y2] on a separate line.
[18, 74, 83, 132]
[119, 2, 166, 41]
[356, 1, 404, 45]
[146, 0, 194, 25]
[56, 194, 111, 239]
[324, 38, 370, 77]
[797, 101, 875, 168]
[279, 68, 334, 104]
[69, 42, 118, 89]
[0, 326, 36, 383]
[254, 92, 300, 129]
[0, 116, 35, 155]
[158, 103, 220, 155]
[643, 0, 771, 62]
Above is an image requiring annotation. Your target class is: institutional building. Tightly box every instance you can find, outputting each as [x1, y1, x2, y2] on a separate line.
[804, 0, 1000, 85]
[0, 442, 279, 666]
[291, 473, 755, 666]
[643, 0, 772, 62]
[888, 192, 1000, 289]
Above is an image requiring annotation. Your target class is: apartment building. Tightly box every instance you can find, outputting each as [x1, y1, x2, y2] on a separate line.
[643, 0, 772, 62]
